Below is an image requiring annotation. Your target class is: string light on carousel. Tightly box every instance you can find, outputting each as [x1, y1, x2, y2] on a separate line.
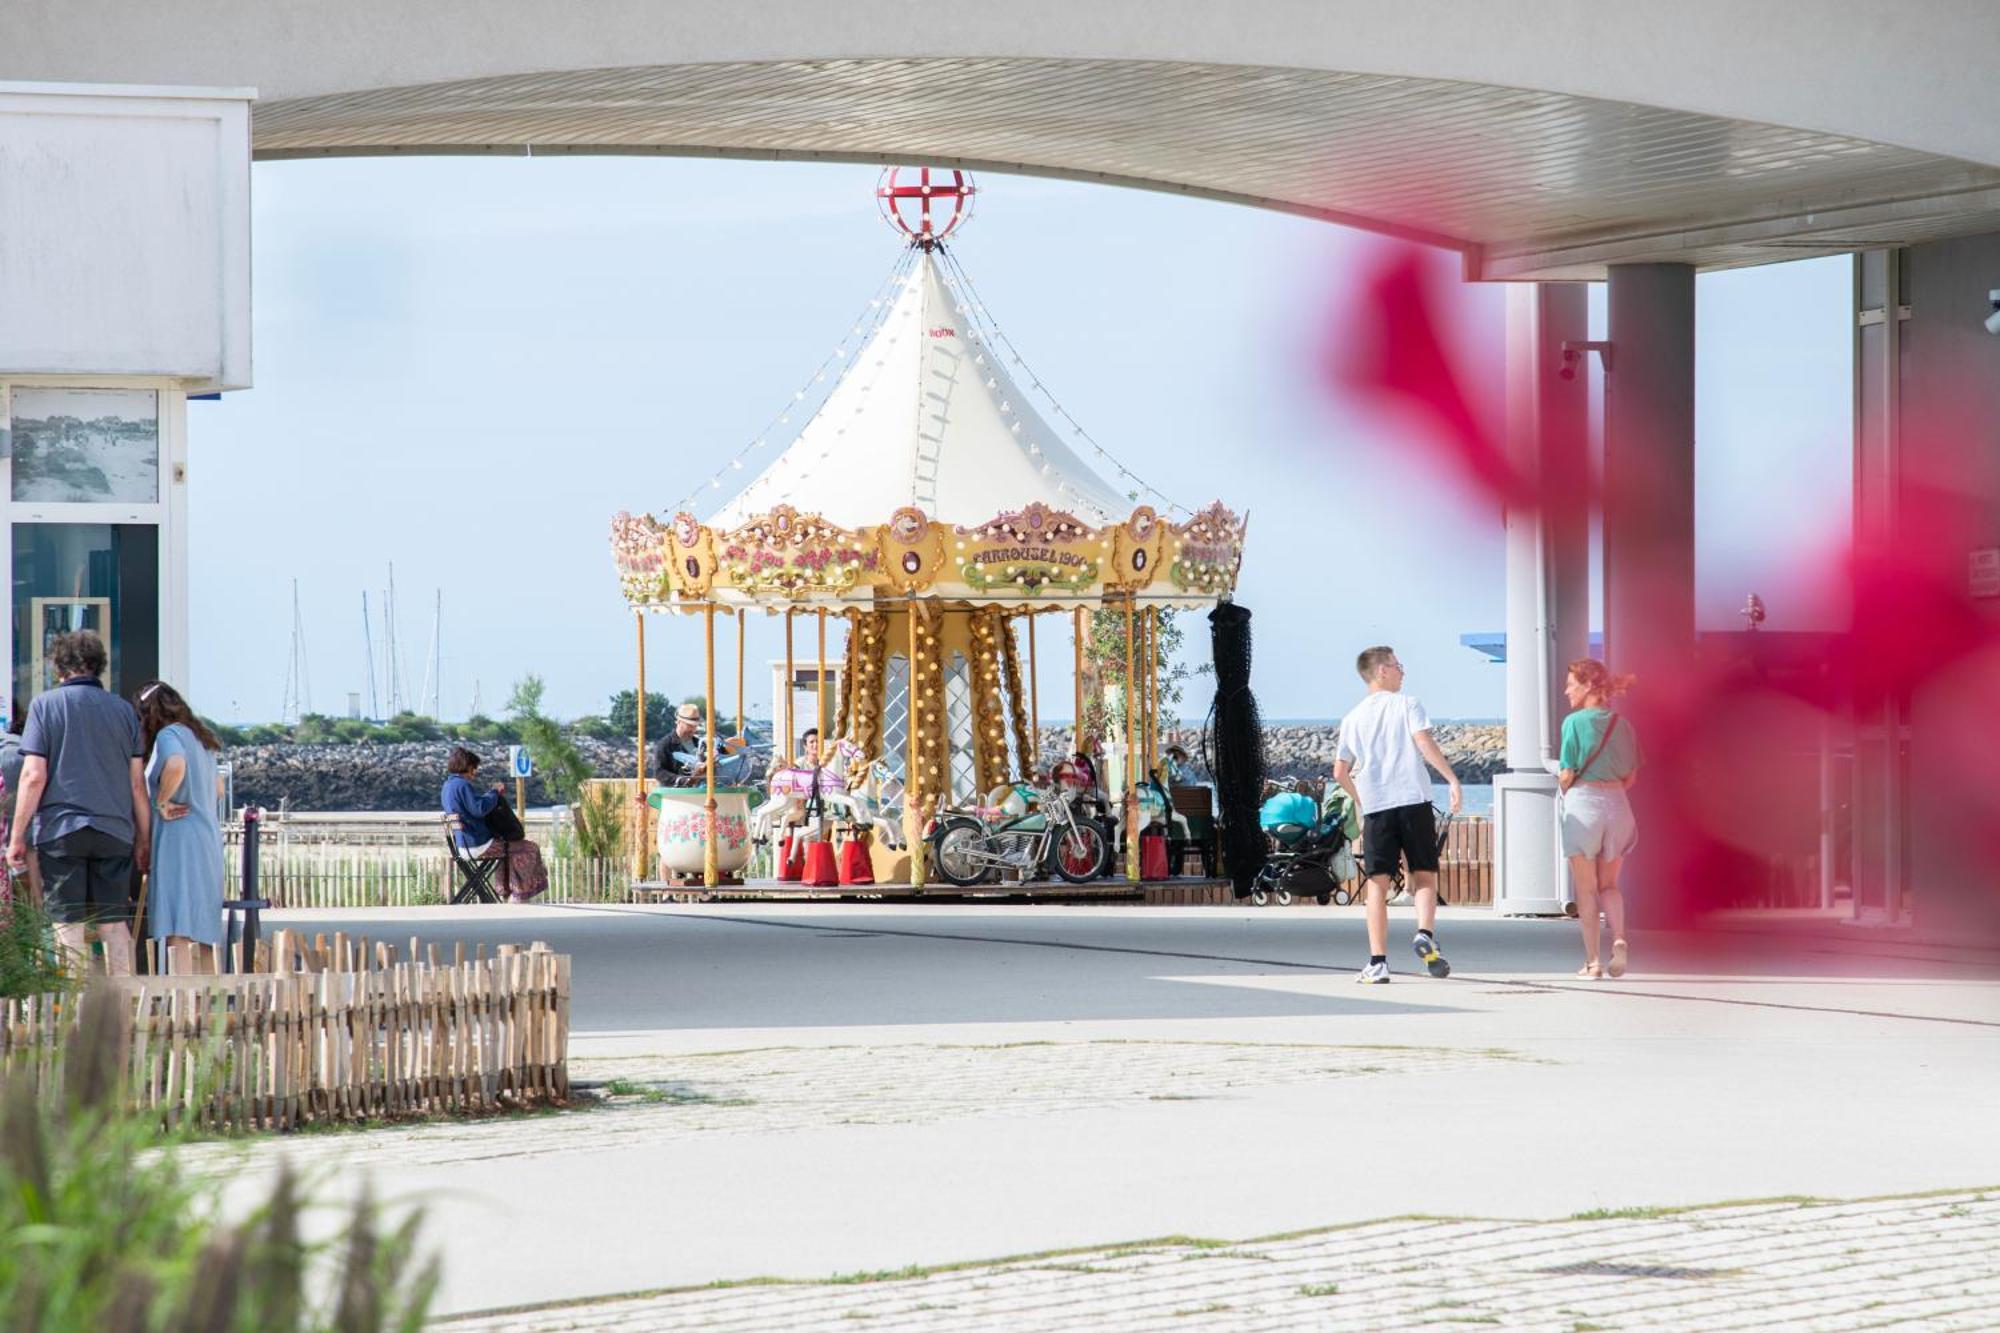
[610, 168, 1253, 892]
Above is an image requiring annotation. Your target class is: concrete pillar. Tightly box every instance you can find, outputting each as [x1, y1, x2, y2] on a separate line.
[1604, 264, 1696, 682]
[1493, 283, 1589, 916]
[1849, 248, 1906, 925]
[1604, 263, 1696, 921]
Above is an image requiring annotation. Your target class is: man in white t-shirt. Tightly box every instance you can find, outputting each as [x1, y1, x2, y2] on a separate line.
[1333, 645, 1463, 983]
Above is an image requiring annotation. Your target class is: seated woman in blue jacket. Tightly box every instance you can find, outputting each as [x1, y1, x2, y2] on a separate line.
[441, 746, 548, 902]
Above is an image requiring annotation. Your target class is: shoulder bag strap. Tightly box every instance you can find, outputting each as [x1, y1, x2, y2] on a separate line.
[1560, 713, 1622, 793]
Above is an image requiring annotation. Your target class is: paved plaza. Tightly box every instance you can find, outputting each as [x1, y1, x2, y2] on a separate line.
[220, 903, 2000, 1327]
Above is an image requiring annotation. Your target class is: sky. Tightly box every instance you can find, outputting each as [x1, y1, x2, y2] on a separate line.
[189, 156, 1854, 725]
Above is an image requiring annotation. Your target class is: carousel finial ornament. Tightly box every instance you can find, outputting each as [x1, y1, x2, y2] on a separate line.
[877, 166, 976, 248]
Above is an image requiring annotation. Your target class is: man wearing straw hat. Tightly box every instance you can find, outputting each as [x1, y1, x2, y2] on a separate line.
[654, 701, 749, 787]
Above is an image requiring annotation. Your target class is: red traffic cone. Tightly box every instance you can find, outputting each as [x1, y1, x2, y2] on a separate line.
[1141, 831, 1170, 882]
[838, 837, 875, 885]
[803, 839, 840, 888]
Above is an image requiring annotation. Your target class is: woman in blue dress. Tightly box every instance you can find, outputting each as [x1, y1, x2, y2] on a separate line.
[135, 681, 225, 968]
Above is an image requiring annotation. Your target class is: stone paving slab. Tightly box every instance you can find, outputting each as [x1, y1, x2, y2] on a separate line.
[441, 1189, 2000, 1331]
[186, 1040, 1536, 1175]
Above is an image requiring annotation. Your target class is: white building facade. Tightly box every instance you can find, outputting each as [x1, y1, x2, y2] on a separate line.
[0, 83, 251, 719]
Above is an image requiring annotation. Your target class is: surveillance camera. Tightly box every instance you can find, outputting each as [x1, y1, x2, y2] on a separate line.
[1986, 289, 2000, 336]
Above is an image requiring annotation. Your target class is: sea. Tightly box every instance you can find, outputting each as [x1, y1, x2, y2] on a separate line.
[1187, 717, 1501, 819]
[1435, 782, 1495, 819]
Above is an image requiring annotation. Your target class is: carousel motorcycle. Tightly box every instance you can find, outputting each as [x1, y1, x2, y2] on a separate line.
[1252, 783, 1358, 906]
[926, 782, 1110, 887]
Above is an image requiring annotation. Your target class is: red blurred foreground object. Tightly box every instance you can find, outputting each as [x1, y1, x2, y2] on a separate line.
[1330, 246, 1532, 510]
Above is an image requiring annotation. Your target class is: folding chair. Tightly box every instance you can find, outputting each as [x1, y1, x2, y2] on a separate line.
[444, 815, 503, 905]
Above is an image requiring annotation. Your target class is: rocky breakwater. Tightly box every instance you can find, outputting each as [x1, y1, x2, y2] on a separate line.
[1034, 722, 1507, 786]
[228, 723, 1509, 812]
[224, 738, 646, 813]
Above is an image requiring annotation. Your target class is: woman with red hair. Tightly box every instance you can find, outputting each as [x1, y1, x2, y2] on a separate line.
[1559, 659, 1642, 979]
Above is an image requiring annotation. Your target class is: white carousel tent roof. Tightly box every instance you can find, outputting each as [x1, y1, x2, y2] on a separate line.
[705, 246, 1139, 531]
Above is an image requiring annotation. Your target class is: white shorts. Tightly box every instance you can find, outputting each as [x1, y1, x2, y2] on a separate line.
[1561, 785, 1637, 861]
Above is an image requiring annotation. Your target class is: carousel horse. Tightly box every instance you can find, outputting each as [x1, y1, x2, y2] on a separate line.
[750, 738, 868, 859]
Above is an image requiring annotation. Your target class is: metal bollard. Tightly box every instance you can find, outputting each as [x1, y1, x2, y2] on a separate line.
[222, 806, 271, 974]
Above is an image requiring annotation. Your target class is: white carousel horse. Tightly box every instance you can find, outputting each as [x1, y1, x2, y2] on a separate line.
[750, 738, 873, 860]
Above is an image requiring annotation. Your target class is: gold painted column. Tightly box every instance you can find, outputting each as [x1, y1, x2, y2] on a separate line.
[1027, 613, 1040, 776]
[904, 605, 926, 888]
[736, 608, 747, 742]
[634, 610, 649, 881]
[783, 609, 796, 764]
[1124, 595, 1139, 882]
[1152, 604, 1168, 780]
[1072, 607, 1086, 761]
[703, 603, 718, 888]
[816, 607, 829, 743]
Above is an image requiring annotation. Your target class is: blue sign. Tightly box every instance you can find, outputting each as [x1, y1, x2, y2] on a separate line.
[508, 745, 533, 779]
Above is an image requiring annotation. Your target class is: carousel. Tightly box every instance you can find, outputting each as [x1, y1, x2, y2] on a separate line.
[610, 169, 1250, 890]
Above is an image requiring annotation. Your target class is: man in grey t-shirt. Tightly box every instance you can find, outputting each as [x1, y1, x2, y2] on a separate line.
[5, 632, 151, 976]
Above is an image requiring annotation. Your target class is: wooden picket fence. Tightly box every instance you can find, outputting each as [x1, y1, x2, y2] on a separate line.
[0, 939, 570, 1131]
[1436, 817, 1493, 906]
[227, 846, 630, 909]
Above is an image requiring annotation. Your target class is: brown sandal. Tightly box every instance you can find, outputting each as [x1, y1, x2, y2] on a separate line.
[1577, 962, 1603, 979]
[1608, 940, 1628, 978]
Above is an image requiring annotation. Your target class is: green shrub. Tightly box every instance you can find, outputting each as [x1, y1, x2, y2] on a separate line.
[0, 986, 438, 1330]
[0, 898, 68, 1001]
[386, 713, 441, 743]
[572, 784, 628, 860]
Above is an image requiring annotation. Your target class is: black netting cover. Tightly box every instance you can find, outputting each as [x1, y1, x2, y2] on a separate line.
[1207, 602, 1267, 896]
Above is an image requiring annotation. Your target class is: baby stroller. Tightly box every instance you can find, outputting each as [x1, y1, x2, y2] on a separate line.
[1252, 783, 1359, 906]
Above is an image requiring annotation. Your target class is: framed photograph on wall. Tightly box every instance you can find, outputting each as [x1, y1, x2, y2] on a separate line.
[8, 387, 160, 503]
[31, 597, 112, 691]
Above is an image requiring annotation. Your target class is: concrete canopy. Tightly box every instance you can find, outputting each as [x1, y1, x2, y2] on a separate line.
[13, 0, 2000, 278]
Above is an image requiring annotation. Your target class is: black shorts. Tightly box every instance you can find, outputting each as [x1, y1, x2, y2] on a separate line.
[37, 827, 136, 927]
[1360, 802, 1440, 879]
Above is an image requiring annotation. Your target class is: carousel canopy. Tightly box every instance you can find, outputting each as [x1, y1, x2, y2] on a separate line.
[708, 248, 1133, 531]
[612, 170, 1247, 611]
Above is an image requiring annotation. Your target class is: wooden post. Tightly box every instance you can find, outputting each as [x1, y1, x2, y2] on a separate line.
[816, 607, 829, 744]
[905, 605, 925, 888]
[1027, 612, 1040, 776]
[783, 609, 796, 764]
[1124, 594, 1139, 882]
[634, 610, 649, 881]
[704, 603, 719, 888]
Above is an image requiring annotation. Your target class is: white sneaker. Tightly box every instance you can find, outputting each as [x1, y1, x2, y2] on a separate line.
[1355, 961, 1391, 984]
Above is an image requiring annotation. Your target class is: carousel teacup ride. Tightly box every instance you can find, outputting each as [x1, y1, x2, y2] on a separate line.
[647, 785, 757, 882]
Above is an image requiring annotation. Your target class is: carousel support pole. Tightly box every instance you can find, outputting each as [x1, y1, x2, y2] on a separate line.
[816, 607, 829, 743]
[1027, 612, 1040, 776]
[784, 609, 796, 764]
[736, 608, 746, 743]
[1123, 594, 1140, 883]
[703, 603, 719, 889]
[1152, 604, 1168, 780]
[905, 604, 926, 888]
[634, 610, 649, 882]
[1073, 606, 1086, 759]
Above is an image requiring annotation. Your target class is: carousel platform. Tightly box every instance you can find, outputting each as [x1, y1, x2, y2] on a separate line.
[626, 877, 1237, 906]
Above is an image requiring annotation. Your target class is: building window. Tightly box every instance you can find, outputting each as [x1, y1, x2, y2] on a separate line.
[8, 388, 160, 504]
[12, 523, 158, 705]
